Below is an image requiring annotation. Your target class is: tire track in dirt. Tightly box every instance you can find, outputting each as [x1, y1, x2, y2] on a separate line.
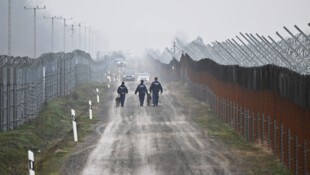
[81, 82, 240, 175]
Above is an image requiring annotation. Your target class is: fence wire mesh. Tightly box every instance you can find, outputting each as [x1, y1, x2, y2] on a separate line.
[0, 50, 107, 132]
[151, 53, 310, 175]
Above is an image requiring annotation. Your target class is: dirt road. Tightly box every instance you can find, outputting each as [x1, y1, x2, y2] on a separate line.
[79, 81, 240, 175]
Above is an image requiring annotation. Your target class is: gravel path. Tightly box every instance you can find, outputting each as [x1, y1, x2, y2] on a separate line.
[80, 82, 240, 175]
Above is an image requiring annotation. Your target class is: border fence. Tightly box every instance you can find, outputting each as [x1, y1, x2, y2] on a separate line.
[153, 24, 310, 75]
[154, 54, 310, 175]
[0, 50, 107, 132]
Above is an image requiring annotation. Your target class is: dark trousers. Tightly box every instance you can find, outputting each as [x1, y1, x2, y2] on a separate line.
[120, 95, 126, 107]
[152, 93, 159, 106]
[139, 94, 146, 106]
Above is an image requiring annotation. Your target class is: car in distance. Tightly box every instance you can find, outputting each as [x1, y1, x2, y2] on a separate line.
[137, 72, 150, 82]
[122, 70, 135, 81]
[117, 61, 126, 67]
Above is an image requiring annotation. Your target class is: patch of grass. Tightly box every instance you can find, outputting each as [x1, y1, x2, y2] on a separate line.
[0, 83, 106, 175]
[194, 111, 290, 175]
[169, 81, 290, 175]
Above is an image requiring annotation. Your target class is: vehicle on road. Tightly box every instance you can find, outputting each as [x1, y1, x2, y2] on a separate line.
[137, 72, 150, 82]
[122, 70, 135, 81]
[116, 61, 126, 67]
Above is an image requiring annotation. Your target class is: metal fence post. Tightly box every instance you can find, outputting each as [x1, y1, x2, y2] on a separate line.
[0, 67, 3, 131]
[230, 101, 234, 128]
[288, 128, 291, 171]
[223, 99, 226, 122]
[228, 100, 231, 125]
[295, 136, 298, 175]
[304, 140, 308, 175]
[257, 113, 260, 144]
[268, 115, 271, 148]
[281, 124, 284, 163]
[274, 119, 277, 155]
[240, 107, 244, 137]
[233, 102, 236, 130]
[3, 67, 8, 131]
[252, 112, 255, 142]
[236, 105, 239, 133]
[246, 110, 250, 141]
[262, 113, 265, 146]
[223, 99, 226, 123]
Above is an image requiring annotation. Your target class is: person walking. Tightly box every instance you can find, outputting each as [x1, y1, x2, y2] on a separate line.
[149, 77, 163, 106]
[135, 80, 148, 106]
[117, 81, 128, 107]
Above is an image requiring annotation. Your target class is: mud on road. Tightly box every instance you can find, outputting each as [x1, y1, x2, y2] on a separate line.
[63, 81, 241, 175]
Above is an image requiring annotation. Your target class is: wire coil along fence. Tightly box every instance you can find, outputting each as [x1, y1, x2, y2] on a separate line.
[0, 50, 107, 132]
[153, 24, 310, 75]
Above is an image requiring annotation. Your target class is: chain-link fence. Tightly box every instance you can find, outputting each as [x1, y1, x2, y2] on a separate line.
[0, 50, 107, 132]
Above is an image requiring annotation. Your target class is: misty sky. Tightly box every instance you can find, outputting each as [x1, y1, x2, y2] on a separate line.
[1, 0, 310, 57]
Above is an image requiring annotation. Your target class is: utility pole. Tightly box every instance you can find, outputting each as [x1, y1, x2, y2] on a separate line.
[8, 0, 11, 56]
[24, 5, 46, 58]
[61, 17, 72, 52]
[94, 31, 99, 57]
[92, 30, 95, 57]
[44, 16, 61, 53]
[72, 24, 75, 52]
[84, 26, 88, 51]
[88, 26, 92, 55]
[68, 24, 78, 52]
[78, 23, 84, 50]
[78, 22, 86, 51]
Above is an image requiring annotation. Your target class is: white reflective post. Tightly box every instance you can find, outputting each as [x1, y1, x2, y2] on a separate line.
[71, 109, 75, 120]
[96, 88, 100, 103]
[28, 150, 35, 175]
[107, 74, 111, 88]
[71, 109, 78, 142]
[89, 100, 92, 119]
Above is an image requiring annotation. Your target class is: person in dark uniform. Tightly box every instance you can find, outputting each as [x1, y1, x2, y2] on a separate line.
[149, 77, 163, 106]
[135, 80, 149, 106]
[117, 81, 128, 107]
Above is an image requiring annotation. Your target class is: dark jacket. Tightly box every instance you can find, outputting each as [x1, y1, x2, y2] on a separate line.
[117, 85, 128, 95]
[150, 80, 163, 94]
[135, 84, 148, 95]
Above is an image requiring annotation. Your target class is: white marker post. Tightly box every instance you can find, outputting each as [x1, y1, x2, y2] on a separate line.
[107, 75, 111, 82]
[28, 150, 35, 175]
[89, 100, 93, 119]
[71, 109, 78, 142]
[96, 88, 100, 103]
[107, 74, 111, 88]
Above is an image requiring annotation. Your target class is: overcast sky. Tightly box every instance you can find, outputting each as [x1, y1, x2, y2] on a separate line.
[43, 0, 310, 55]
[1, 0, 310, 57]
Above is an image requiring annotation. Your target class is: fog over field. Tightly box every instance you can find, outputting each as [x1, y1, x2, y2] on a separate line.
[1, 0, 310, 58]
